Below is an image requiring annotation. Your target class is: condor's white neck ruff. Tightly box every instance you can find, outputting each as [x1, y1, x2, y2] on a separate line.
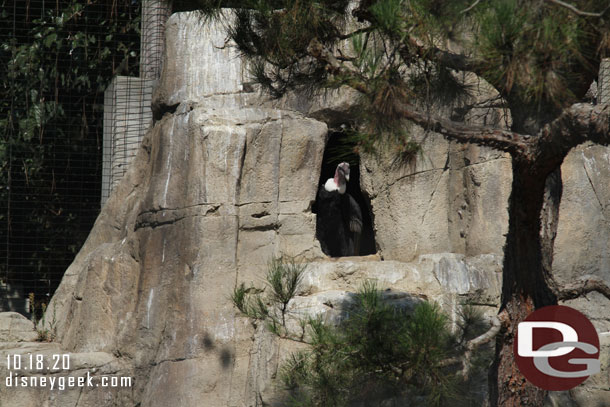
[324, 178, 346, 194]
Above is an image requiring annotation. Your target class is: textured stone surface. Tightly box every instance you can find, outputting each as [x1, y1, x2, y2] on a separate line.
[360, 130, 512, 262]
[152, 11, 259, 113]
[0, 312, 37, 342]
[277, 85, 362, 127]
[286, 253, 503, 336]
[554, 144, 610, 286]
[48, 103, 326, 406]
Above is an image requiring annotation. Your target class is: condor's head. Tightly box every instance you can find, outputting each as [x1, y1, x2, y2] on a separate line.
[324, 162, 351, 194]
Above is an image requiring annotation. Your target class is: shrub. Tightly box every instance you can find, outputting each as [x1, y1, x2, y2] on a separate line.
[232, 260, 494, 406]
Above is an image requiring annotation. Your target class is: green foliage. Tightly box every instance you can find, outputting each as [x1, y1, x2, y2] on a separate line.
[199, 0, 609, 138]
[278, 282, 484, 407]
[231, 256, 306, 337]
[209, 0, 351, 98]
[370, 0, 404, 36]
[0, 0, 140, 302]
[457, 304, 487, 343]
[232, 267, 492, 406]
[230, 282, 249, 314]
[475, 0, 596, 108]
[267, 257, 305, 308]
[28, 293, 57, 342]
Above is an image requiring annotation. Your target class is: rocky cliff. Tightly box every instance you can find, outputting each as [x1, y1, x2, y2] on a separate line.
[1, 11, 608, 407]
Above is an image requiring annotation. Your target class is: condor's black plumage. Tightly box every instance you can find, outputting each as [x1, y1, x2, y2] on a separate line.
[316, 162, 363, 257]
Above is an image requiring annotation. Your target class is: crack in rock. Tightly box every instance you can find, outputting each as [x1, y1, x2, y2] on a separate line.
[135, 204, 220, 230]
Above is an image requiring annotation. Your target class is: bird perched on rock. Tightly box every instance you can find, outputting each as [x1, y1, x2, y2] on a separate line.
[316, 162, 363, 257]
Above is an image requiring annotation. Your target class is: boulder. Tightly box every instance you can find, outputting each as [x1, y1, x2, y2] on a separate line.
[0, 312, 37, 342]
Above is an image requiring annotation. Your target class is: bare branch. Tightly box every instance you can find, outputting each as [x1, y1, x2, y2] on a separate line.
[440, 315, 503, 379]
[337, 26, 373, 41]
[460, 315, 502, 379]
[452, 95, 507, 120]
[402, 37, 480, 73]
[535, 103, 610, 166]
[545, 0, 610, 18]
[307, 38, 532, 157]
[557, 277, 610, 301]
[460, 0, 482, 14]
[307, 38, 368, 93]
[395, 102, 531, 157]
[336, 48, 356, 62]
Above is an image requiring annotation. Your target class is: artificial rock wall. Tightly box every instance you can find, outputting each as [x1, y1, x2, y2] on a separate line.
[1, 10, 609, 407]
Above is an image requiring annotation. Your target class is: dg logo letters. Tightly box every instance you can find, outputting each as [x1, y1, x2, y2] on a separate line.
[514, 305, 600, 391]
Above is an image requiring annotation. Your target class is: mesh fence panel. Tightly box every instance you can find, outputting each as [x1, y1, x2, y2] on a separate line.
[101, 0, 169, 206]
[1, 0, 168, 316]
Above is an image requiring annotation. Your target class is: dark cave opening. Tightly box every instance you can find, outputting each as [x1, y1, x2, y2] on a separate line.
[313, 131, 377, 257]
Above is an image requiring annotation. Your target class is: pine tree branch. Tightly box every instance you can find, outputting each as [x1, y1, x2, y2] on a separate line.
[400, 38, 480, 73]
[535, 103, 610, 166]
[394, 101, 532, 157]
[308, 39, 610, 163]
[307, 38, 368, 93]
[307, 38, 532, 157]
[401, 102, 610, 167]
[556, 277, 610, 301]
[349, 2, 481, 75]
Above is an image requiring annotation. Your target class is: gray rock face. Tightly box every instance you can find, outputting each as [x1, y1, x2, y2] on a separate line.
[360, 131, 512, 262]
[286, 254, 502, 334]
[2, 9, 610, 407]
[0, 312, 37, 342]
[152, 12, 258, 113]
[46, 106, 327, 406]
[554, 144, 610, 286]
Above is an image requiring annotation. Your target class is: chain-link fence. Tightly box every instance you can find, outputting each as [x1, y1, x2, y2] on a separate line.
[1, 0, 169, 316]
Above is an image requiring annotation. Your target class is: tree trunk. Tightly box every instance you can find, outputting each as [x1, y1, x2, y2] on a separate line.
[489, 160, 558, 407]
[540, 168, 563, 279]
